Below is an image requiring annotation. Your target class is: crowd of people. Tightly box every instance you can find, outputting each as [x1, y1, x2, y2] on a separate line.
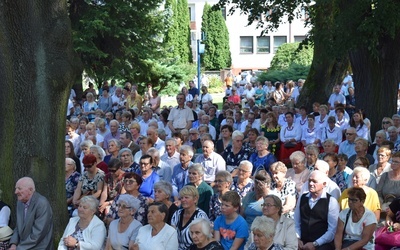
[2, 72, 400, 249]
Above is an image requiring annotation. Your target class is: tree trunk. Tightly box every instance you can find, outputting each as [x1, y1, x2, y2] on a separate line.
[0, 0, 81, 244]
[349, 32, 400, 136]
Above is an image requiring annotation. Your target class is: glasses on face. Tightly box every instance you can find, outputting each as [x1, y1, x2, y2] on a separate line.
[348, 198, 359, 203]
[214, 179, 226, 184]
[261, 203, 276, 208]
[123, 179, 136, 185]
[140, 162, 150, 166]
[383, 121, 391, 124]
[378, 154, 387, 158]
[117, 204, 131, 210]
[84, 164, 93, 168]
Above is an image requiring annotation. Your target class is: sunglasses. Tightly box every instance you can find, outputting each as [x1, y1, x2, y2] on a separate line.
[383, 121, 391, 124]
[117, 204, 131, 210]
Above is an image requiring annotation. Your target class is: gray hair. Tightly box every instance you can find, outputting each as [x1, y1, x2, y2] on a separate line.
[305, 144, 319, 156]
[165, 138, 177, 146]
[108, 139, 122, 149]
[66, 157, 77, 171]
[353, 166, 370, 183]
[251, 216, 276, 238]
[80, 140, 94, 149]
[90, 145, 106, 160]
[323, 139, 336, 146]
[154, 181, 173, 198]
[80, 196, 99, 213]
[375, 129, 387, 138]
[180, 145, 194, 157]
[189, 163, 204, 176]
[289, 151, 306, 163]
[117, 194, 141, 211]
[264, 194, 283, 216]
[215, 170, 233, 184]
[314, 159, 329, 175]
[158, 129, 166, 138]
[118, 148, 134, 162]
[232, 130, 244, 140]
[238, 160, 253, 172]
[189, 218, 213, 239]
[388, 126, 398, 133]
[147, 147, 160, 158]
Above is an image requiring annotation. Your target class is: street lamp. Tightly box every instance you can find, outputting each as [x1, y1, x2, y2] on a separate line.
[197, 33, 205, 91]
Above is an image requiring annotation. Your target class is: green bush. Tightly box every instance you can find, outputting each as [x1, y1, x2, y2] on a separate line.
[258, 64, 310, 83]
[208, 75, 224, 93]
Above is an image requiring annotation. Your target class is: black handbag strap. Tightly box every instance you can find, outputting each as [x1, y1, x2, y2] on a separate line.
[343, 209, 351, 239]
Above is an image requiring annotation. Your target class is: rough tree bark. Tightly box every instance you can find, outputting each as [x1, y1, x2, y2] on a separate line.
[349, 32, 400, 136]
[0, 0, 81, 243]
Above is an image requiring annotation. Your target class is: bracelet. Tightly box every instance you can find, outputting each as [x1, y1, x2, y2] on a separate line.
[75, 241, 79, 248]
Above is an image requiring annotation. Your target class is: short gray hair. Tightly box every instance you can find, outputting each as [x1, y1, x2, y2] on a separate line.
[147, 147, 160, 158]
[66, 157, 76, 171]
[180, 145, 194, 157]
[189, 218, 212, 239]
[118, 148, 133, 162]
[189, 163, 204, 176]
[90, 145, 106, 160]
[80, 196, 99, 213]
[80, 140, 94, 149]
[238, 160, 253, 172]
[108, 139, 122, 149]
[232, 130, 244, 140]
[154, 181, 173, 198]
[117, 194, 141, 211]
[251, 216, 276, 238]
[353, 166, 370, 183]
[215, 171, 233, 183]
[289, 151, 305, 163]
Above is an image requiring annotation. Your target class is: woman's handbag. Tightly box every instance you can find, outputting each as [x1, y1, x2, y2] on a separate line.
[375, 226, 400, 247]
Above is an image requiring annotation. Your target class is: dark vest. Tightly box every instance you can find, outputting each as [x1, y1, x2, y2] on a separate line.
[300, 192, 330, 243]
[0, 200, 8, 211]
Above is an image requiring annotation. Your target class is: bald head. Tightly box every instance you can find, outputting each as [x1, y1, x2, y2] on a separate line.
[15, 177, 35, 203]
[314, 160, 329, 175]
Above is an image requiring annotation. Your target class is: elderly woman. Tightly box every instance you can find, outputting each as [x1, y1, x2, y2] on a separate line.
[103, 139, 121, 164]
[98, 158, 125, 216]
[262, 194, 297, 250]
[105, 194, 142, 250]
[286, 151, 311, 194]
[334, 187, 377, 250]
[132, 202, 178, 250]
[137, 154, 160, 199]
[215, 125, 233, 154]
[72, 154, 105, 211]
[222, 131, 251, 176]
[129, 122, 142, 144]
[243, 128, 259, 154]
[250, 136, 277, 176]
[66, 158, 81, 217]
[126, 89, 143, 114]
[339, 167, 381, 221]
[118, 148, 139, 173]
[369, 146, 391, 184]
[59, 196, 106, 249]
[318, 139, 337, 159]
[381, 117, 394, 133]
[209, 171, 233, 221]
[377, 151, 400, 210]
[79, 140, 94, 174]
[270, 162, 296, 218]
[90, 145, 108, 174]
[83, 92, 98, 121]
[187, 163, 213, 215]
[106, 172, 148, 225]
[248, 216, 285, 250]
[171, 186, 209, 250]
[134, 137, 154, 164]
[189, 218, 223, 250]
[154, 181, 179, 225]
[231, 160, 255, 199]
[368, 130, 387, 163]
[242, 171, 276, 228]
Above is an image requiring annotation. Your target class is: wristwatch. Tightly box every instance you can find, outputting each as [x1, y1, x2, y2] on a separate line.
[313, 241, 319, 247]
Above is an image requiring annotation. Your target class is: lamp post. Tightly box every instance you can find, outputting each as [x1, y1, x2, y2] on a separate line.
[197, 34, 205, 91]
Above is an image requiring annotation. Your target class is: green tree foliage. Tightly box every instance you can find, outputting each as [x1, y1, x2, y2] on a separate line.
[258, 64, 310, 84]
[201, 3, 231, 70]
[164, 0, 192, 64]
[215, 0, 400, 134]
[269, 42, 313, 70]
[69, 0, 167, 84]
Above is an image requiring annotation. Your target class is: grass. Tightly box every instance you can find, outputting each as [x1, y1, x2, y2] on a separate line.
[161, 93, 224, 110]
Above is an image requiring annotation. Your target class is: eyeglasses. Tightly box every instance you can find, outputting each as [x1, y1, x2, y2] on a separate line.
[117, 204, 131, 210]
[383, 121, 391, 124]
[345, 133, 355, 136]
[348, 198, 360, 203]
[139, 162, 150, 166]
[84, 164, 93, 168]
[378, 154, 387, 158]
[261, 203, 276, 208]
[214, 179, 226, 183]
[123, 179, 136, 184]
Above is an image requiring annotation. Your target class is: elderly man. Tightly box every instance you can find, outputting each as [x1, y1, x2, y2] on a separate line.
[147, 147, 172, 182]
[295, 171, 339, 250]
[171, 145, 194, 200]
[338, 127, 357, 158]
[199, 115, 216, 141]
[103, 119, 120, 152]
[139, 108, 153, 136]
[240, 112, 261, 135]
[388, 126, 400, 152]
[119, 131, 140, 155]
[328, 84, 346, 110]
[146, 126, 165, 156]
[160, 138, 180, 169]
[194, 140, 226, 186]
[9, 177, 53, 249]
[305, 144, 319, 171]
[300, 160, 341, 201]
[347, 137, 375, 169]
[168, 93, 194, 133]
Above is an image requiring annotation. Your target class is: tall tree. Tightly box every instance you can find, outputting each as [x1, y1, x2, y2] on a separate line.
[0, 0, 80, 243]
[215, 0, 400, 134]
[201, 3, 231, 70]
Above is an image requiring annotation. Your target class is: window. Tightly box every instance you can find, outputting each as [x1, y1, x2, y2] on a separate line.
[273, 36, 287, 53]
[188, 6, 195, 21]
[294, 36, 306, 43]
[240, 36, 253, 54]
[257, 36, 270, 53]
[221, 7, 227, 20]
